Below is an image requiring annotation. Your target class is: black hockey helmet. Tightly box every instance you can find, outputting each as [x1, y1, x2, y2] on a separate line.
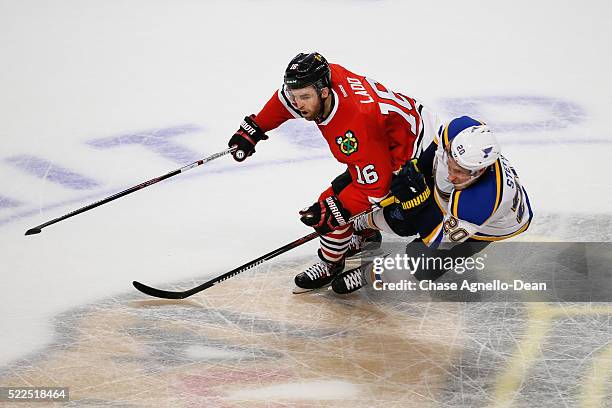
[283, 52, 331, 91]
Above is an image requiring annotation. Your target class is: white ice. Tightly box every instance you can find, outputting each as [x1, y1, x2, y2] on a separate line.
[0, 0, 611, 406]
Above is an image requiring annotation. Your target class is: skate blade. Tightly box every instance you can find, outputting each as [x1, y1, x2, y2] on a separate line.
[291, 283, 331, 294]
[345, 248, 384, 262]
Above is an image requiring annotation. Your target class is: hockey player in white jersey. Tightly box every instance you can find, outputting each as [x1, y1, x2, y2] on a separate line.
[332, 115, 533, 293]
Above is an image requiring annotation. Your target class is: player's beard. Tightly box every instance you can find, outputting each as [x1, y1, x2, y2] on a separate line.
[301, 97, 323, 122]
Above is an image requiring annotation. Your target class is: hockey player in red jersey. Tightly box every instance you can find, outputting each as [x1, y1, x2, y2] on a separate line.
[228, 52, 425, 292]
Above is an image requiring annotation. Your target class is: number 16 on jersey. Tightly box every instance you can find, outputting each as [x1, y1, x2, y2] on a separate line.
[355, 164, 379, 184]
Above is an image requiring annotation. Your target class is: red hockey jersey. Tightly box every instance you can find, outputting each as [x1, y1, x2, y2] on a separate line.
[255, 63, 423, 214]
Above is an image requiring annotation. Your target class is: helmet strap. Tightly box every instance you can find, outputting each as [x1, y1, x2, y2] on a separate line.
[315, 88, 334, 124]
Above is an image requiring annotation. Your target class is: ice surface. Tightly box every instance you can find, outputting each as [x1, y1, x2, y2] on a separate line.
[1, 0, 611, 406]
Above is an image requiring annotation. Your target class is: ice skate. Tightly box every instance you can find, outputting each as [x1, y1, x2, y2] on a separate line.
[293, 252, 345, 294]
[331, 263, 372, 294]
[345, 229, 383, 260]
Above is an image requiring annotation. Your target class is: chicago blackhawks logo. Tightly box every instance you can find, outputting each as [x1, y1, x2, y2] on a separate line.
[336, 130, 358, 156]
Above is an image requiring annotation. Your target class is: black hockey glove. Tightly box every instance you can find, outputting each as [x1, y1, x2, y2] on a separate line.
[390, 159, 432, 213]
[228, 115, 268, 162]
[300, 196, 351, 235]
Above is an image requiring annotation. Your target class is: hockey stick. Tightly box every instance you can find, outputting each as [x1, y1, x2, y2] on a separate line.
[24, 146, 236, 235]
[132, 197, 394, 299]
[133, 230, 320, 299]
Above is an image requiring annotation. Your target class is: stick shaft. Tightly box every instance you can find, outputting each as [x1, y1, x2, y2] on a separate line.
[133, 231, 320, 299]
[25, 147, 235, 235]
[132, 198, 394, 299]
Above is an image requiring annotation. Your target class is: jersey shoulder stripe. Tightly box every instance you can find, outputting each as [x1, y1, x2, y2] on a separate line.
[451, 159, 503, 225]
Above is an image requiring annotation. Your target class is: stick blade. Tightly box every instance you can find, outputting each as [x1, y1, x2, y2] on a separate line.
[25, 228, 42, 236]
[132, 281, 188, 299]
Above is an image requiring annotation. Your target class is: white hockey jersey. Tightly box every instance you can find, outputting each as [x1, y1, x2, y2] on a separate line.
[422, 121, 533, 246]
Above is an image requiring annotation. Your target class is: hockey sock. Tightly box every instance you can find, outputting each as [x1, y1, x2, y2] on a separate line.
[319, 224, 353, 263]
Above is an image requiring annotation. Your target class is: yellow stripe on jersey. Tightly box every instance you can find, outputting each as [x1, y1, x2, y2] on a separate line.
[476, 159, 505, 226]
[451, 190, 461, 218]
[492, 160, 502, 214]
[443, 123, 450, 147]
[422, 222, 443, 245]
[471, 221, 531, 242]
[471, 158, 504, 226]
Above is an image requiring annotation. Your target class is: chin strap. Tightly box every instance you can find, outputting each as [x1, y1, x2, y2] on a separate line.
[315, 89, 334, 124]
